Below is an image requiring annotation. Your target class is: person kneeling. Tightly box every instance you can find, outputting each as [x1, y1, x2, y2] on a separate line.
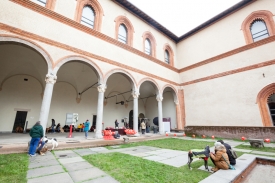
[210, 142, 230, 172]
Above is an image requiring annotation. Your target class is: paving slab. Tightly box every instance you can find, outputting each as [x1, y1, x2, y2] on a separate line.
[110, 145, 121, 148]
[29, 153, 56, 162]
[63, 161, 94, 172]
[158, 155, 188, 167]
[158, 151, 187, 158]
[126, 148, 152, 153]
[135, 146, 162, 151]
[251, 151, 275, 156]
[27, 172, 74, 183]
[82, 175, 120, 183]
[198, 165, 213, 172]
[224, 141, 244, 147]
[199, 173, 231, 183]
[89, 147, 109, 152]
[29, 159, 60, 169]
[55, 152, 79, 159]
[143, 155, 169, 162]
[233, 148, 252, 153]
[131, 152, 152, 157]
[73, 149, 98, 156]
[54, 150, 75, 155]
[27, 164, 64, 178]
[68, 167, 107, 182]
[58, 156, 85, 164]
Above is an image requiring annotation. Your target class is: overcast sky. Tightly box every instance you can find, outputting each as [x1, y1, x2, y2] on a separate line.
[128, 0, 241, 36]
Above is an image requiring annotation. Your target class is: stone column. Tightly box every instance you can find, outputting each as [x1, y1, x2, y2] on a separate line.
[132, 91, 140, 135]
[95, 84, 106, 139]
[39, 74, 57, 134]
[156, 94, 164, 134]
[175, 102, 181, 129]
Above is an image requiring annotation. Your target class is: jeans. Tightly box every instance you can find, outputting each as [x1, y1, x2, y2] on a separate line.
[85, 131, 88, 138]
[52, 126, 55, 133]
[37, 141, 45, 152]
[29, 138, 40, 155]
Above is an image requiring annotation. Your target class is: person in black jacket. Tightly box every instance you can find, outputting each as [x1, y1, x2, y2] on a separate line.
[29, 121, 43, 157]
[217, 140, 236, 165]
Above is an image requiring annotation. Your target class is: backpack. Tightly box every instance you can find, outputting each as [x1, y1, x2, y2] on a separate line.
[229, 149, 238, 159]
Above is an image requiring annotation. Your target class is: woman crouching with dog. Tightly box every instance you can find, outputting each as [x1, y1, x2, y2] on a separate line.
[210, 141, 230, 172]
[29, 121, 43, 157]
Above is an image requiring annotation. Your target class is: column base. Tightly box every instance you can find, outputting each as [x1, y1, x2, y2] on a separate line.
[94, 131, 103, 139]
[134, 133, 140, 137]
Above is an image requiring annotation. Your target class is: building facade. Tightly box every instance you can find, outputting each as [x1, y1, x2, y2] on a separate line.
[0, 0, 274, 136]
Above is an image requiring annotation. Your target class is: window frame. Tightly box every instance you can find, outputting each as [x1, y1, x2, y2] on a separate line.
[163, 43, 174, 66]
[118, 24, 128, 44]
[142, 31, 156, 58]
[75, 0, 104, 31]
[81, 5, 95, 29]
[241, 10, 275, 44]
[32, 0, 56, 10]
[114, 16, 134, 46]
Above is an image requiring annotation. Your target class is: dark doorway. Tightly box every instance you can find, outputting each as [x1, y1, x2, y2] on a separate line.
[129, 110, 133, 129]
[268, 102, 275, 126]
[92, 115, 97, 127]
[13, 111, 27, 133]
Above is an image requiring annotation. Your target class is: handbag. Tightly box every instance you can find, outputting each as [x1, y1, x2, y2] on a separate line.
[229, 149, 238, 159]
[222, 154, 236, 170]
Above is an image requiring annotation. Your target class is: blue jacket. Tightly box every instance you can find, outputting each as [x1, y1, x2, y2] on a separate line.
[84, 121, 90, 132]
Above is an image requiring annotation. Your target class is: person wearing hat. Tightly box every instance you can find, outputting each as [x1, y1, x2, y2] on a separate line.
[217, 140, 236, 165]
[84, 120, 90, 139]
[209, 141, 230, 172]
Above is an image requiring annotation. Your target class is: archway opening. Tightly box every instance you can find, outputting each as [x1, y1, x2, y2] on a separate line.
[268, 93, 275, 126]
[162, 87, 177, 130]
[0, 42, 48, 132]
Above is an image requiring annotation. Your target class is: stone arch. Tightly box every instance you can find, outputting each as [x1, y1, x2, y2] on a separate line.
[114, 16, 135, 46]
[161, 84, 179, 103]
[74, 0, 104, 31]
[0, 34, 54, 71]
[257, 83, 275, 127]
[56, 81, 79, 98]
[138, 77, 160, 94]
[104, 68, 137, 90]
[241, 10, 275, 44]
[53, 55, 103, 83]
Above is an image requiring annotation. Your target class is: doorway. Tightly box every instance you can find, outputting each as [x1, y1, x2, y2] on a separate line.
[129, 110, 133, 129]
[12, 111, 27, 133]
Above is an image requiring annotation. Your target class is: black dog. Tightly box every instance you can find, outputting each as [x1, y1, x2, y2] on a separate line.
[187, 145, 210, 171]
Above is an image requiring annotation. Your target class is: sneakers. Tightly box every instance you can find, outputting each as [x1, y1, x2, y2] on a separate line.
[29, 154, 36, 157]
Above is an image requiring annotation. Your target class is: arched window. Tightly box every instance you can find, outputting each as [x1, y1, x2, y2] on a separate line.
[145, 39, 151, 55]
[164, 50, 170, 64]
[81, 6, 95, 29]
[33, 0, 47, 7]
[250, 19, 269, 42]
[118, 24, 127, 44]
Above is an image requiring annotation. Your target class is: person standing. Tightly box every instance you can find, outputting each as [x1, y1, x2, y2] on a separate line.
[115, 119, 119, 128]
[56, 123, 60, 132]
[84, 120, 90, 139]
[29, 121, 43, 157]
[141, 120, 146, 134]
[51, 119, 56, 133]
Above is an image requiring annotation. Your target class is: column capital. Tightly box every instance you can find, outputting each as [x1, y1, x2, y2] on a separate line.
[174, 100, 179, 105]
[132, 91, 140, 99]
[97, 84, 107, 93]
[45, 74, 57, 84]
[156, 94, 163, 102]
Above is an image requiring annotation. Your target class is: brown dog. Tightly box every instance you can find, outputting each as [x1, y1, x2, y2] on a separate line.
[15, 126, 23, 133]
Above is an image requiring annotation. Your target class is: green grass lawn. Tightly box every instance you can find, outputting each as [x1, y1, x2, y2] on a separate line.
[235, 144, 275, 153]
[108, 138, 214, 151]
[0, 153, 29, 183]
[84, 152, 211, 183]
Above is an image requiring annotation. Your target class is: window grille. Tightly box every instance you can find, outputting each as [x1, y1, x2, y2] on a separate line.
[81, 6, 95, 29]
[250, 19, 269, 42]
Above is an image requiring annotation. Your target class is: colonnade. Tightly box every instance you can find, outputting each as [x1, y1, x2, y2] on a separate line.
[39, 73, 176, 138]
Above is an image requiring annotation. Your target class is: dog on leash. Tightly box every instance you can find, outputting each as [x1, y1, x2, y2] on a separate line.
[187, 145, 210, 171]
[44, 136, 58, 150]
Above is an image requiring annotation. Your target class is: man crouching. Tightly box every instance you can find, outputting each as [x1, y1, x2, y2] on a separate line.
[210, 142, 230, 172]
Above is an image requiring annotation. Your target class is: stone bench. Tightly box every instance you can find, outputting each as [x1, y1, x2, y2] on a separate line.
[123, 137, 129, 143]
[249, 139, 264, 148]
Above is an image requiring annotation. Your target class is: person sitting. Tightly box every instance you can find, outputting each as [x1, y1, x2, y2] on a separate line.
[210, 142, 230, 172]
[217, 140, 236, 165]
[77, 123, 83, 132]
[55, 123, 61, 133]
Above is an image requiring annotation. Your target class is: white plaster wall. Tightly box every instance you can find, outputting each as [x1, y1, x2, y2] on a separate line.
[0, 0, 179, 83]
[180, 41, 275, 83]
[184, 65, 275, 127]
[54, 0, 76, 19]
[145, 97, 158, 127]
[0, 75, 42, 132]
[176, 0, 275, 68]
[162, 92, 177, 129]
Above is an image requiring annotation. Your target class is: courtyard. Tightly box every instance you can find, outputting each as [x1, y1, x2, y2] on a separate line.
[1, 134, 275, 183]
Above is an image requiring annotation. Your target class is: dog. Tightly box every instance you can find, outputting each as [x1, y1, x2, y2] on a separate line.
[187, 145, 210, 171]
[44, 136, 58, 150]
[15, 126, 23, 133]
